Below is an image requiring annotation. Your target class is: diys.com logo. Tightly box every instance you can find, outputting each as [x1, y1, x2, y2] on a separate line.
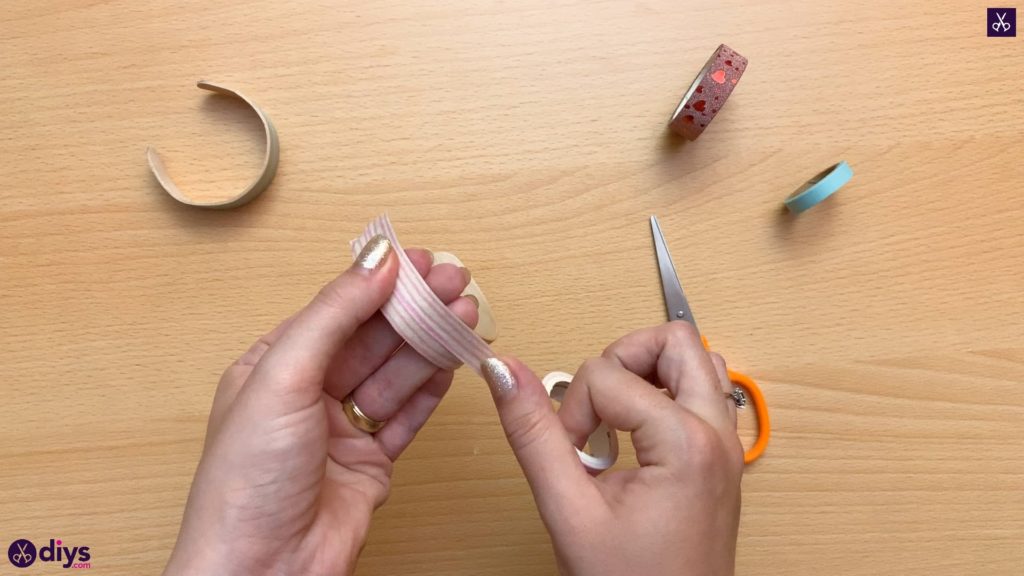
[7, 538, 91, 569]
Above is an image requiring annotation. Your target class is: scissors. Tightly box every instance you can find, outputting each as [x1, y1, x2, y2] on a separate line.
[993, 11, 1011, 32]
[11, 542, 34, 565]
[650, 215, 770, 463]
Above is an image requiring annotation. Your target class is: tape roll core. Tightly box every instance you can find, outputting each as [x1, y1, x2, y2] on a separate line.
[542, 371, 619, 471]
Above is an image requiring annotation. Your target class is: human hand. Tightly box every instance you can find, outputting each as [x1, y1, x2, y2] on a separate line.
[164, 235, 478, 576]
[481, 322, 743, 576]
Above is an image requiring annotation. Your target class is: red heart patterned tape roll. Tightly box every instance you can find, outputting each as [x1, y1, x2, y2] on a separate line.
[668, 44, 747, 140]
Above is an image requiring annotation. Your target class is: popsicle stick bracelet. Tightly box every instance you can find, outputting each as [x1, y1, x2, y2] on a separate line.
[147, 81, 279, 209]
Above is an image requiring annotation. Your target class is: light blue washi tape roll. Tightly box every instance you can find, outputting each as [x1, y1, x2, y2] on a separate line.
[784, 161, 853, 213]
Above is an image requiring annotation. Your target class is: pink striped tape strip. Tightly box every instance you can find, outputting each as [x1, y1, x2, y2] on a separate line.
[351, 215, 495, 376]
[353, 215, 618, 471]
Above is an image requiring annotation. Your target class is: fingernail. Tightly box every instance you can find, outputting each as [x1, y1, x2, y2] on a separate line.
[465, 294, 480, 308]
[425, 249, 435, 266]
[355, 234, 391, 271]
[481, 358, 516, 396]
[461, 266, 472, 284]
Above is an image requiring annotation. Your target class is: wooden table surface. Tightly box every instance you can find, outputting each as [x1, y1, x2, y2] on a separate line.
[2, 1, 1022, 574]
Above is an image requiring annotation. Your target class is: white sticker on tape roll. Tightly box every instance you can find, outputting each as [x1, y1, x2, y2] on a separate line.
[542, 371, 619, 472]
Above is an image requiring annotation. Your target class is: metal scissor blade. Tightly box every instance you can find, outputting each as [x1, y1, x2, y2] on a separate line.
[650, 216, 699, 332]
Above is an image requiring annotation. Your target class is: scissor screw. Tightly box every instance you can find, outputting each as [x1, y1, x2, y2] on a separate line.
[676, 311, 685, 318]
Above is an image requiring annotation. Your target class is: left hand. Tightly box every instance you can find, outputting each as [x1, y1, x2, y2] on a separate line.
[163, 235, 478, 576]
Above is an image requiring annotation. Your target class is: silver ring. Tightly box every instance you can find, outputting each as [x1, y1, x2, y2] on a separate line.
[727, 387, 747, 408]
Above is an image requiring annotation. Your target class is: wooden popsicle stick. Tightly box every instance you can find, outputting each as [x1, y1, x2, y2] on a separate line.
[431, 251, 498, 343]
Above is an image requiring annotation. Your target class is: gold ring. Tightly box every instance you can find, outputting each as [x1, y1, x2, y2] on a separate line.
[341, 395, 386, 433]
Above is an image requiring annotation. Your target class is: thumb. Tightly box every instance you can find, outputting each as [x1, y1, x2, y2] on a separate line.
[481, 357, 592, 510]
[247, 234, 398, 408]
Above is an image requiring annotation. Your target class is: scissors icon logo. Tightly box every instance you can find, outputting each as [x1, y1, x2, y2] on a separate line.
[993, 11, 1011, 31]
[988, 7, 1017, 36]
[7, 539, 37, 568]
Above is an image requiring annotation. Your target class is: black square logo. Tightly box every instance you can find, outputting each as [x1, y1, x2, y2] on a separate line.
[988, 8, 1016, 36]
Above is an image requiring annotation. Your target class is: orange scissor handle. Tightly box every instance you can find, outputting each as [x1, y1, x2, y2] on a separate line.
[701, 336, 771, 464]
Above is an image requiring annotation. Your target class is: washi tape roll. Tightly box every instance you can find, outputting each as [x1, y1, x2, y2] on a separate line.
[784, 161, 853, 213]
[541, 371, 619, 472]
[668, 44, 747, 140]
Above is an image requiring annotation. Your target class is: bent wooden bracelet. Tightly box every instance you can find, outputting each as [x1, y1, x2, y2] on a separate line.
[146, 81, 280, 209]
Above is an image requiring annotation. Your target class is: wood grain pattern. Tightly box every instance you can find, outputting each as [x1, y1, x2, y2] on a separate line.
[2, 1, 1022, 574]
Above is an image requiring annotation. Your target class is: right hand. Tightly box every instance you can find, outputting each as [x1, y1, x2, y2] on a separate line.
[480, 323, 744, 576]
